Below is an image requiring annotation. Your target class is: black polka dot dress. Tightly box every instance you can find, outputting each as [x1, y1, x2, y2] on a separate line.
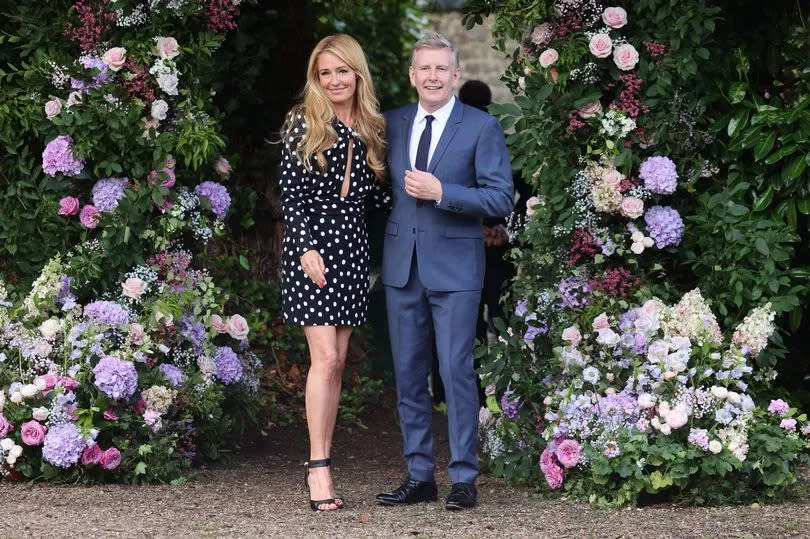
[280, 110, 390, 326]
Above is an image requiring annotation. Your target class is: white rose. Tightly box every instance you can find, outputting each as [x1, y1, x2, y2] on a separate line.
[0, 438, 13, 451]
[606, 373, 615, 382]
[21, 384, 38, 398]
[155, 36, 180, 59]
[637, 393, 656, 409]
[197, 356, 216, 376]
[66, 91, 83, 108]
[525, 196, 543, 217]
[45, 99, 62, 120]
[620, 197, 644, 219]
[588, 34, 613, 58]
[32, 407, 49, 421]
[708, 440, 722, 454]
[727, 391, 742, 404]
[156, 74, 179, 96]
[665, 409, 688, 429]
[659, 424, 672, 435]
[226, 314, 250, 340]
[155, 311, 174, 327]
[613, 43, 640, 71]
[605, 387, 616, 395]
[10, 392, 23, 404]
[631, 230, 645, 243]
[543, 396, 553, 406]
[151, 99, 169, 121]
[596, 328, 620, 347]
[39, 319, 61, 341]
[9, 445, 23, 459]
[663, 370, 676, 381]
[518, 76, 526, 90]
[539, 48, 559, 69]
[6, 455, 16, 466]
[102, 47, 127, 71]
[642, 236, 654, 248]
[602, 7, 628, 28]
[561, 326, 582, 346]
[710, 386, 728, 400]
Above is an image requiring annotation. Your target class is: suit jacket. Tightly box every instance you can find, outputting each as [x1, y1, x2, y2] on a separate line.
[382, 100, 514, 292]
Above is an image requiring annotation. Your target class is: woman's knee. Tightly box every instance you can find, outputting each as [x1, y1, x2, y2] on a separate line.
[311, 348, 344, 377]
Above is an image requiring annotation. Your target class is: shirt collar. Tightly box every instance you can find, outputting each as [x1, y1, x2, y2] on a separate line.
[415, 95, 455, 127]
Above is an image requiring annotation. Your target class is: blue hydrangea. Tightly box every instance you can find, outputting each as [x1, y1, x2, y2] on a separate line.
[179, 315, 206, 355]
[194, 181, 231, 218]
[158, 364, 184, 388]
[214, 346, 243, 385]
[70, 56, 113, 93]
[92, 177, 128, 213]
[500, 388, 522, 419]
[84, 300, 131, 326]
[639, 156, 678, 195]
[42, 423, 86, 468]
[93, 356, 138, 400]
[643, 206, 684, 248]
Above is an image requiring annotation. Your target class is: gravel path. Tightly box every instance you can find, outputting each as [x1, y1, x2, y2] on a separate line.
[1, 407, 809, 538]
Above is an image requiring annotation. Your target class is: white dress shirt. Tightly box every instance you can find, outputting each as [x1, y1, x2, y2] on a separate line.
[409, 96, 456, 170]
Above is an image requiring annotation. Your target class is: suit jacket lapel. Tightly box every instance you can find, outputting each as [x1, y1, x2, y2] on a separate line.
[401, 105, 417, 172]
[428, 100, 463, 173]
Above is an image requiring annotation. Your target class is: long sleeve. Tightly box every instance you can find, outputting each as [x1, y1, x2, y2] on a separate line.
[280, 112, 317, 257]
[369, 177, 392, 212]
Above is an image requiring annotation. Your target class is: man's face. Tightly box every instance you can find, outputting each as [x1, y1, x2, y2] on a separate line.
[409, 47, 460, 113]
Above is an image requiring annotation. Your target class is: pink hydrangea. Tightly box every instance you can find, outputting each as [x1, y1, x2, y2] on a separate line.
[768, 399, 789, 417]
[42, 135, 84, 177]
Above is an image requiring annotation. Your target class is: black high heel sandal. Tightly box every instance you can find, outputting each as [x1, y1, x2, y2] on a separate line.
[303, 458, 345, 511]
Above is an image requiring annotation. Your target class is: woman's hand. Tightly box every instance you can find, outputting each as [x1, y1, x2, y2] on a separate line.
[300, 249, 327, 288]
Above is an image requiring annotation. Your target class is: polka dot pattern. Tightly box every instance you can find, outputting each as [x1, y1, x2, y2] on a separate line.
[280, 111, 391, 326]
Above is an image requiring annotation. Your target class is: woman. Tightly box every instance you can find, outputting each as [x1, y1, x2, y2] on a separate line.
[279, 34, 389, 512]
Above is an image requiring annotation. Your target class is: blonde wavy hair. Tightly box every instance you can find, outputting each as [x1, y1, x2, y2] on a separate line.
[283, 34, 386, 180]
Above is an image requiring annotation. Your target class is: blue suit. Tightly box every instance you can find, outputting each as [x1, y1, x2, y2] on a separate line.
[383, 100, 513, 484]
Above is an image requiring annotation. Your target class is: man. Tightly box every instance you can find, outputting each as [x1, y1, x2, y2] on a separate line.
[376, 32, 513, 510]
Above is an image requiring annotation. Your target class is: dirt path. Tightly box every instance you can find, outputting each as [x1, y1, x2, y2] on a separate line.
[1, 407, 809, 538]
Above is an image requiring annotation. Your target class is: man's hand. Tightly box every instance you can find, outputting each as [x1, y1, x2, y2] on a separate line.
[483, 225, 508, 247]
[404, 169, 443, 201]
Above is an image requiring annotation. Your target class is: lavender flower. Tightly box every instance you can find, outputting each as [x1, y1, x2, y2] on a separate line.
[780, 418, 797, 431]
[93, 356, 138, 400]
[194, 181, 231, 218]
[42, 423, 86, 468]
[639, 156, 678, 194]
[603, 441, 621, 458]
[644, 206, 684, 248]
[42, 135, 84, 177]
[84, 300, 131, 325]
[179, 315, 207, 354]
[500, 388, 522, 419]
[768, 399, 789, 416]
[158, 364, 184, 388]
[558, 276, 591, 308]
[524, 323, 547, 345]
[213, 346, 242, 385]
[514, 298, 528, 317]
[92, 177, 128, 212]
[71, 56, 113, 92]
[688, 428, 709, 450]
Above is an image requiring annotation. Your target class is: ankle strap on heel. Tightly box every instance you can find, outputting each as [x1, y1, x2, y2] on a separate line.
[307, 458, 331, 468]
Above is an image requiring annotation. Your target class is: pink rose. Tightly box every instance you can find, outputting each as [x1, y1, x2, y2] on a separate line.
[226, 314, 249, 340]
[589, 33, 613, 58]
[561, 326, 582, 346]
[620, 197, 644, 219]
[0, 414, 12, 437]
[544, 462, 564, 489]
[577, 100, 602, 119]
[555, 439, 581, 468]
[34, 374, 58, 394]
[539, 48, 559, 68]
[211, 315, 228, 334]
[602, 7, 628, 28]
[103, 407, 119, 421]
[664, 409, 688, 429]
[101, 47, 127, 71]
[100, 447, 122, 470]
[539, 446, 557, 474]
[45, 99, 62, 120]
[20, 420, 46, 446]
[215, 156, 232, 177]
[121, 277, 147, 299]
[59, 376, 80, 391]
[58, 196, 80, 216]
[150, 167, 176, 188]
[81, 443, 103, 465]
[592, 313, 610, 330]
[530, 23, 553, 45]
[602, 169, 624, 188]
[613, 43, 639, 71]
[79, 204, 100, 229]
[155, 37, 180, 59]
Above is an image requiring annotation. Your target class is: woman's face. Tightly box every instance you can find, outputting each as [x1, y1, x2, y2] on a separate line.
[316, 52, 357, 109]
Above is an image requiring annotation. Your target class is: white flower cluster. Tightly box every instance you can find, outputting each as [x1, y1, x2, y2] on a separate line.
[598, 109, 636, 138]
[731, 303, 775, 357]
[23, 256, 64, 318]
[142, 385, 177, 414]
[717, 412, 752, 461]
[115, 4, 148, 27]
[149, 58, 180, 96]
[49, 61, 70, 88]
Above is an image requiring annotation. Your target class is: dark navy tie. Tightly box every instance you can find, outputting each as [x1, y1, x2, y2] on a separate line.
[414, 115, 434, 171]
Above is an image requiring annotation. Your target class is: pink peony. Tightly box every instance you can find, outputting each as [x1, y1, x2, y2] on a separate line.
[34, 373, 58, 394]
[613, 43, 640, 71]
[589, 34, 613, 58]
[620, 197, 644, 219]
[555, 439, 581, 468]
[561, 326, 582, 346]
[0, 414, 13, 437]
[103, 407, 119, 421]
[226, 314, 249, 340]
[58, 196, 80, 216]
[81, 443, 103, 465]
[101, 47, 127, 71]
[211, 314, 228, 334]
[121, 277, 147, 299]
[539, 48, 559, 68]
[602, 7, 628, 28]
[20, 420, 47, 446]
[544, 462, 564, 489]
[79, 204, 100, 229]
[155, 37, 180, 59]
[100, 447, 121, 470]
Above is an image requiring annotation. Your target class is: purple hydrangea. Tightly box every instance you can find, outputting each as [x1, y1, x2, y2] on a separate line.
[179, 316, 207, 355]
[91, 177, 128, 212]
[768, 399, 789, 416]
[55, 276, 77, 311]
[158, 364, 184, 388]
[84, 301, 131, 325]
[780, 418, 797, 431]
[194, 181, 231, 218]
[514, 298, 528, 317]
[524, 323, 547, 345]
[558, 276, 592, 308]
[71, 56, 113, 92]
[688, 428, 710, 450]
[214, 346, 243, 385]
[643, 206, 684, 248]
[42, 135, 84, 177]
[42, 423, 86, 468]
[93, 356, 138, 400]
[639, 156, 678, 194]
[500, 388, 522, 419]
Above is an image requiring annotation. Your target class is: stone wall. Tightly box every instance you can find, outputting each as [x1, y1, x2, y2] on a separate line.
[431, 12, 514, 105]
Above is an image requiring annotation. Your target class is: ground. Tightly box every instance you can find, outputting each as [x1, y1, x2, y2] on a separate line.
[1, 407, 809, 538]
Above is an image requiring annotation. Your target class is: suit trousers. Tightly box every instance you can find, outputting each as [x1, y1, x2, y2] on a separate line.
[385, 248, 481, 484]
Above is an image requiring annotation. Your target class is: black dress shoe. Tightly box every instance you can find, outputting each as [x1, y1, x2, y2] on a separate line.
[376, 477, 438, 505]
[445, 482, 477, 510]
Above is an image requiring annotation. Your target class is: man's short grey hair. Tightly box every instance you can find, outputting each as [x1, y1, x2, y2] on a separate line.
[411, 31, 459, 68]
